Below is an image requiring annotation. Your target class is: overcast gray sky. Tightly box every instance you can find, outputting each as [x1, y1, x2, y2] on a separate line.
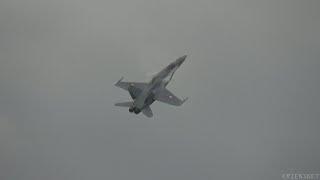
[0, 0, 319, 179]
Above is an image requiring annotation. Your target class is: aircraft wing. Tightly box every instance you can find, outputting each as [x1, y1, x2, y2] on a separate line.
[155, 88, 188, 106]
[115, 77, 148, 99]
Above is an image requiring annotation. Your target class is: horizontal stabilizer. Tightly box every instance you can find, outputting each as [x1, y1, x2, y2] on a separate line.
[114, 101, 133, 107]
[142, 106, 153, 118]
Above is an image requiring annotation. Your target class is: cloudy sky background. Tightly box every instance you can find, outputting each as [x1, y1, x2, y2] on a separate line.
[0, 0, 319, 179]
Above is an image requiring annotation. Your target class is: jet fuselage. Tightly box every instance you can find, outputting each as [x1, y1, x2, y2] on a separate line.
[130, 55, 186, 113]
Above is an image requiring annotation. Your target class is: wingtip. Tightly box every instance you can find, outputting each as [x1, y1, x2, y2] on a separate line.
[115, 77, 124, 85]
[145, 114, 153, 118]
[182, 97, 189, 103]
[176, 97, 189, 106]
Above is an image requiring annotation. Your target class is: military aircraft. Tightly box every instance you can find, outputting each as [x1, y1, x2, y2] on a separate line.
[114, 55, 188, 117]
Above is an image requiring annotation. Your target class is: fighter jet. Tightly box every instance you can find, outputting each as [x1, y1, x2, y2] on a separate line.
[114, 55, 188, 117]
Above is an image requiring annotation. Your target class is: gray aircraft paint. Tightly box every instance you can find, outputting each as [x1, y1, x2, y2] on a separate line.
[1, 0, 319, 180]
[115, 55, 187, 117]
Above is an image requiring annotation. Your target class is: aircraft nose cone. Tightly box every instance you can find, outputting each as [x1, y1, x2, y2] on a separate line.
[177, 55, 187, 65]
